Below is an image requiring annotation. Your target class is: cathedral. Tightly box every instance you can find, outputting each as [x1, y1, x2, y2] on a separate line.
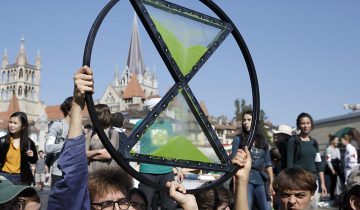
[0, 35, 46, 125]
[98, 15, 158, 112]
[0, 15, 158, 147]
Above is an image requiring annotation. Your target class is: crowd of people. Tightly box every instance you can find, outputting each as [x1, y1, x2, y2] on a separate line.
[0, 66, 359, 210]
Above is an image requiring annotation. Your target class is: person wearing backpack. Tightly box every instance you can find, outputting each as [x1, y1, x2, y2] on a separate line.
[287, 112, 327, 207]
[45, 96, 72, 188]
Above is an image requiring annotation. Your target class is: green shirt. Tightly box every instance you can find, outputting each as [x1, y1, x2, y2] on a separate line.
[287, 136, 318, 173]
[135, 119, 173, 174]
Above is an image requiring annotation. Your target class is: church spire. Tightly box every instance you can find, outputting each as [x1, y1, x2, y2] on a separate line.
[126, 13, 145, 75]
[35, 48, 41, 68]
[16, 34, 28, 65]
[2, 48, 8, 68]
[113, 64, 120, 86]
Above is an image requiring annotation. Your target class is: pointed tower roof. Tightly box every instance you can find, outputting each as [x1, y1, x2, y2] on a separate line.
[16, 35, 28, 65]
[7, 92, 21, 114]
[0, 93, 21, 128]
[35, 48, 41, 68]
[113, 64, 120, 86]
[2, 48, 8, 68]
[122, 74, 146, 99]
[126, 14, 145, 75]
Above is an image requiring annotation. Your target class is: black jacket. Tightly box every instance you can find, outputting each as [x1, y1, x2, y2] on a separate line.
[0, 135, 38, 185]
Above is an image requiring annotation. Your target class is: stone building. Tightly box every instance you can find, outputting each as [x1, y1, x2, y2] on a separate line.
[98, 15, 158, 112]
[0, 36, 46, 146]
[312, 111, 360, 151]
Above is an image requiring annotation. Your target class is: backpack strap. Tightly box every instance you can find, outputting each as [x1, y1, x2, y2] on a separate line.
[294, 135, 319, 162]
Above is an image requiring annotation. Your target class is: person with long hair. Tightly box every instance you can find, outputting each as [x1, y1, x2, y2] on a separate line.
[287, 112, 327, 207]
[232, 110, 273, 210]
[0, 112, 38, 185]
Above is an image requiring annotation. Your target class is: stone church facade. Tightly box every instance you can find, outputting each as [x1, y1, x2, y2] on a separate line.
[98, 15, 158, 112]
[0, 16, 158, 148]
[0, 35, 46, 122]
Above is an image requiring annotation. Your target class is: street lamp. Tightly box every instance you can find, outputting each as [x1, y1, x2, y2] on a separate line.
[343, 104, 360, 112]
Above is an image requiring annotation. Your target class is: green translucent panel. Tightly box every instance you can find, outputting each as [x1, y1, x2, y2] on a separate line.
[143, 1, 223, 76]
[138, 91, 221, 164]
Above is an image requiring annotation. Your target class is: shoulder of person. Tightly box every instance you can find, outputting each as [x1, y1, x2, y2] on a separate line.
[288, 135, 297, 143]
[49, 120, 63, 130]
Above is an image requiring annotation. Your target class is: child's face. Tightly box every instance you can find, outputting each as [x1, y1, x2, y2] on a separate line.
[278, 189, 313, 210]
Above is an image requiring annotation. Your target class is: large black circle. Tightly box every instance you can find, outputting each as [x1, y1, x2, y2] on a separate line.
[82, 0, 260, 193]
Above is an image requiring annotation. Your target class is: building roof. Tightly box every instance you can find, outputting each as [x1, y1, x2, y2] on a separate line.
[15, 35, 28, 65]
[199, 101, 209, 117]
[315, 111, 360, 125]
[127, 14, 145, 75]
[0, 93, 21, 129]
[122, 74, 146, 99]
[45, 104, 89, 122]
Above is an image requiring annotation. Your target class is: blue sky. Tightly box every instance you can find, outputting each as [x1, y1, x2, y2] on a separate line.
[0, 1, 359, 127]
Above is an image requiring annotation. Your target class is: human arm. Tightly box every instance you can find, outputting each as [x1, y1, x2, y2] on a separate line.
[319, 171, 327, 195]
[86, 128, 118, 160]
[26, 140, 38, 164]
[264, 146, 274, 196]
[232, 146, 251, 210]
[86, 148, 111, 160]
[47, 66, 93, 210]
[286, 136, 295, 168]
[266, 166, 274, 196]
[167, 181, 198, 210]
[325, 147, 336, 175]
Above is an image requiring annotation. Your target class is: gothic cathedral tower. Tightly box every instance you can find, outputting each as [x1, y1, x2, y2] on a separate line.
[99, 14, 158, 112]
[0, 36, 46, 121]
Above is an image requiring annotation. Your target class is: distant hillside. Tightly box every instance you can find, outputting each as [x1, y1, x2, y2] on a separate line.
[151, 135, 212, 163]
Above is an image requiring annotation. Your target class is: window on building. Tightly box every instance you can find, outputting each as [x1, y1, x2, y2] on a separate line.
[19, 68, 23, 79]
[31, 71, 35, 83]
[18, 86, 22, 96]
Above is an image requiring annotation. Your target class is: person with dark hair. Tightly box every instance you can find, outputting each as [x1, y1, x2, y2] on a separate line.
[45, 96, 72, 187]
[129, 188, 147, 210]
[88, 168, 133, 210]
[111, 112, 127, 152]
[340, 165, 360, 210]
[48, 66, 132, 209]
[287, 112, 327, 206]
[273, 167, 318, 210]
[111, 112, 125, 132]
[340, 128, 360, 182]
[231, 110, 273, 210]
[325, 135, 342, 203]
[86, 104, 120, 173]
[0, 111, 38, 185]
